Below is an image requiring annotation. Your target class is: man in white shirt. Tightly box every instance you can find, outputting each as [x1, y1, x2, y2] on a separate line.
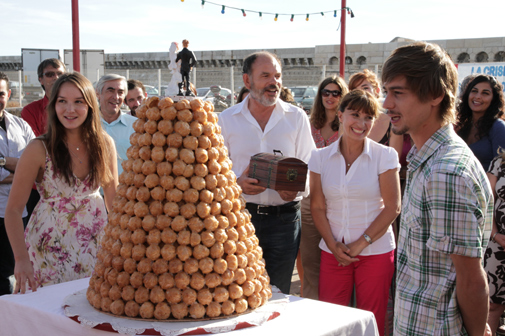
[97, 74, 136, 176]
[0, 72, 35, 295]
[218, 52, 315, 294]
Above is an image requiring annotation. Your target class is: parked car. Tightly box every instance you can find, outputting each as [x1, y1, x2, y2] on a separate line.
[144, 85, 159, 97]
[196, 86, 236, 112]
[196, 86, 235, 102]
[289, 86, 318, 112]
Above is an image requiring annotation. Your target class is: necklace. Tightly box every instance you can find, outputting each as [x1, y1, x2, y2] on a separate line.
[66, 142, 84, 164]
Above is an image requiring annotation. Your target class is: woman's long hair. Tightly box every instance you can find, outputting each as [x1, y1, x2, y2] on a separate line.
[45, 72, 114, 187]
[457, 74, 505, 142]
[310, 75, 348, 130]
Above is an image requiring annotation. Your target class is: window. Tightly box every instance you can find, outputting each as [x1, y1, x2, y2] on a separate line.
[329, 56, 338, 65]
[345, 56, 353, 65]
[457, 53, 470, 63]
[494, 51, 505, 62]
[476, 52, 489, 63]
[357, 56, 366, 65]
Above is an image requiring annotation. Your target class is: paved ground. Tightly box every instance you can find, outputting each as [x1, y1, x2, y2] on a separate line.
[289, 264, 301, 297]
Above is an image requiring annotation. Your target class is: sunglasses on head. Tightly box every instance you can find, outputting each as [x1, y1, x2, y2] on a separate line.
[43, 71, 64, 78]
[321, 89, 341, 98]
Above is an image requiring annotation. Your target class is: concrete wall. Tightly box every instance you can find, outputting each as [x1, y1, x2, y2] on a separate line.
[2, 36, 505, 95]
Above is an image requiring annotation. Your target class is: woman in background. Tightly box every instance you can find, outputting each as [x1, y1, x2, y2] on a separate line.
[457, 74, 505, 171]
[299, 75, 348, 300]
[5, 72, 118, 293]
[348, 69, 390, 144]
[237, 87, 250, 103]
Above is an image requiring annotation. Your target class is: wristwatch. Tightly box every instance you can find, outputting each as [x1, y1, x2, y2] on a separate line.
[0, 156, 6, 167]
[363, 233, 373, 245]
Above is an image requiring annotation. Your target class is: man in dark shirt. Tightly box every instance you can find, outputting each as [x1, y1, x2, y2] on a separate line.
[175, 39, 197, 96]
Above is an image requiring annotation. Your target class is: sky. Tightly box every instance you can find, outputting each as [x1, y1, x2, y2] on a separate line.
[1, 0, 503, 57]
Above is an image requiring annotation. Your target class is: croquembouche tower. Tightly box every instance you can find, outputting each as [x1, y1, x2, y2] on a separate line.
[86, 97, 271, 320]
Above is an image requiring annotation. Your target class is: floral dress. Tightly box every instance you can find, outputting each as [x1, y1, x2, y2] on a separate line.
[484, 155, 505, 304]
[24, 147, 107, 288]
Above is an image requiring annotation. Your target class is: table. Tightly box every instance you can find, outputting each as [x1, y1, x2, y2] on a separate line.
[0, 278, 378, 336]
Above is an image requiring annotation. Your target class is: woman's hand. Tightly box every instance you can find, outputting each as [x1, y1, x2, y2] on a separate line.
[494, 233, 505, 250]
[346, 240, 367, 258]
[13, 258, 37, 294]
[327, 240, 359, 266]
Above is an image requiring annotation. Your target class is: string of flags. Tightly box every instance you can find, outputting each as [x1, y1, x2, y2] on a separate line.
[179, 0, 355, 21]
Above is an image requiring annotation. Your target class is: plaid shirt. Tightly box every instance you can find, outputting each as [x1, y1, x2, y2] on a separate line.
[394, 124, 493, 336]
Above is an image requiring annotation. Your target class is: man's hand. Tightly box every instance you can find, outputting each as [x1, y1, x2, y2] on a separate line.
[237, 166, 266, 195]
[4, 157, 19, 173]
[277, 190, 297, 202]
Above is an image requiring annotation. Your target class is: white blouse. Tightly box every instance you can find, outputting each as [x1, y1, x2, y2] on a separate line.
[309, 137, 400, 256]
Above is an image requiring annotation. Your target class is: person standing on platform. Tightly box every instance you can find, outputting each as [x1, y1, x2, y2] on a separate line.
[97, 74, 136, 176]
[0, 72, 35, 295]
[175, 39, 197, 96]
[125, 79, 147, 117]
[21, 58, 66, 221]
[382, 42, 493, 336]
[218, 51, 315, 294]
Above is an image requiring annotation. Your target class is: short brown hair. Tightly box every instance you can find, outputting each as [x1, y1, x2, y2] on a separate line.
[382, 41, 458, 124]
[348, 69, 380, 97]
[337, 90, 380, 119]
[37, 58, 66, 79]
[127, 79, 146, 95]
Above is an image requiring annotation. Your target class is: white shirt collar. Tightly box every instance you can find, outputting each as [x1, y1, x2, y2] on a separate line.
[330, 136, 374, 161]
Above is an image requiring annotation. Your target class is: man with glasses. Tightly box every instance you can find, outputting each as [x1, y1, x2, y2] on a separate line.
[21, 58, 66, 137]
[0, 72, 35, 295]
[21, 58, 66, 221]
[218, 52, 315, 294]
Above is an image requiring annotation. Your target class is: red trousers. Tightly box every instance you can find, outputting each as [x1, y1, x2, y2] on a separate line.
[319, 250, 394, 336]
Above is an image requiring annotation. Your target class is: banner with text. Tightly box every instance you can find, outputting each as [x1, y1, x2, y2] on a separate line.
[456, 62, 505, 94]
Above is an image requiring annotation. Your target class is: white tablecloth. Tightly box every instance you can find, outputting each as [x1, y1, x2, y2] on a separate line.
[0, 278, 378, 336]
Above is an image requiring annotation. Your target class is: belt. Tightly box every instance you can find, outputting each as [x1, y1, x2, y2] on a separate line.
[246, 201, 300, 215]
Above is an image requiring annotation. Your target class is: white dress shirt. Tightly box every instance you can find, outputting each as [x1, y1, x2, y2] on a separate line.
[308, 137, 399, 256]
[0, 111, 36, 218]
[218, 96, 316, 206]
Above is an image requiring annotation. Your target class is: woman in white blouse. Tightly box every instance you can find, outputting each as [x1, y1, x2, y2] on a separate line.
[309, 90, 401, 336]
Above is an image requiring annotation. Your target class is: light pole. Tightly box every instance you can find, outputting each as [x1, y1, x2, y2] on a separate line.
[339, 2, 354, 78]
[72, 0, 80, 72]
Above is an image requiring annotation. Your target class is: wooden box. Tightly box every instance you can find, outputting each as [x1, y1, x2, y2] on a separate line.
[248, 152, 308, 192]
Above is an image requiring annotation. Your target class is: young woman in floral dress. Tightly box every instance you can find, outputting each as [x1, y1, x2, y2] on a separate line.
[5, 72, 118, 293]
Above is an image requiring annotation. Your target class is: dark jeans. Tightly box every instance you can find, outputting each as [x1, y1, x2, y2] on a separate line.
[179, 70, 190, 92]
[0, 216, 28, 296]
[246, 202, 301, 294]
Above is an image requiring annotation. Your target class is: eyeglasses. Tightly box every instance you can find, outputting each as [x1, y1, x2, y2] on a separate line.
[321, 89, 341, 98]
[43, 71, 64, 78]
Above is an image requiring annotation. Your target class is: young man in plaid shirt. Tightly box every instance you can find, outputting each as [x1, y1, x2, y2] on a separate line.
[382, 42, 493, 336]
